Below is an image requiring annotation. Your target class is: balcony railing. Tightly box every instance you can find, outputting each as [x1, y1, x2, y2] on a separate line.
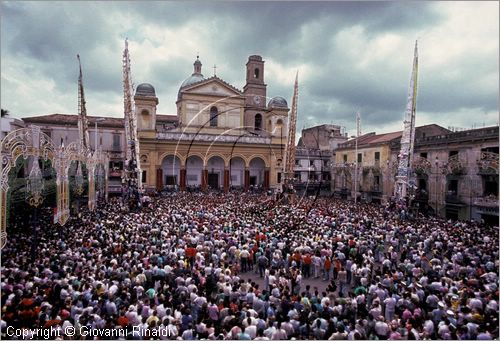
[109, 170, 123, 178]
[445, 192, 462, 204]
[473, 195, 499, 208]
[156, 131, 271, 144]
[477, 152, 499, 175]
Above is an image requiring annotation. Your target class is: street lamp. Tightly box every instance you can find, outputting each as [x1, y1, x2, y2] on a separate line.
[434, 157, 439, 217]
[353, 112, 361, 204]
[350, 135, 359, 204]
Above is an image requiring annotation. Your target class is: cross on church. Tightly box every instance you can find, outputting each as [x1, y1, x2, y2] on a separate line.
[213, 64, 217, 76]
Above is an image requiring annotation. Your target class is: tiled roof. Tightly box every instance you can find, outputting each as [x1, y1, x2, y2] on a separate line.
[22, 114, 125, 128]
[157, 114, 178, 122]
[337, 124, 451, 150]
[22, 113, 178, 127]
[367, 131, 403, 144]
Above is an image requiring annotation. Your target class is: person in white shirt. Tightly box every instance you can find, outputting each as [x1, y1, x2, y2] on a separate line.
[384, 294, 396, 322]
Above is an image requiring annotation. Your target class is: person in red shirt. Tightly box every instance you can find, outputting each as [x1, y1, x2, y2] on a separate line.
[185, 245, 196, 268]
[303, 253, 312, 278]
[324, 256, 332, 281]
[117, 314, 129, 328]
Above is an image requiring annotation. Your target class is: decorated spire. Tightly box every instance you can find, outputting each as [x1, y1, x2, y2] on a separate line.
[394, 40, 419, 200]
[77, 54, 90, 149]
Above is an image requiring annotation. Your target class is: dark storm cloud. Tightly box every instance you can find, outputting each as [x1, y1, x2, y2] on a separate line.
[1, 1, 498, 134]
[2, 1, 121, 94]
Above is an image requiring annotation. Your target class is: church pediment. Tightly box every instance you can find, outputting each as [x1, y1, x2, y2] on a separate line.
[181, 77, 243, 98]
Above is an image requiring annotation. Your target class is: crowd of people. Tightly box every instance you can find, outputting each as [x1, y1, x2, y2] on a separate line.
[1, 192, 498, 340]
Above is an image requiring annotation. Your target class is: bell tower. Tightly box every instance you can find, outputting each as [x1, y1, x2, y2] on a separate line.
[243, 55, 267, 108]
[135, 83, 159, 132]
[243, 55, 267, 132]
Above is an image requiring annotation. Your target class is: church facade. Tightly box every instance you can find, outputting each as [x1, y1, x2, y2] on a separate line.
[136, 55, 290, 191]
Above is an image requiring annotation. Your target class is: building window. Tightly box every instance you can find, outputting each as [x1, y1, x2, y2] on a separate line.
[113, 134, 121, 151]
[209, 106, 218, 127]
[374, 152, 380, 161]
[309, 160, 314, 166]
[42, 129, 52, 139]
[141, 109, 149, 115]
[255, 113, 262, 130]
[142, 170, 147, 183]
[482, 146, 499, 154]
[420, 152, 428, 159]
[343, 154, 348, 163]
[484, 175, 498, 196]
[295, 159, 300, 166]
[447, 179, 458, 194]
[277, 172, 282, 183]
[254, 68, 259, 79]
[357, 153, 362, 163]
[449, 150, 458, 157]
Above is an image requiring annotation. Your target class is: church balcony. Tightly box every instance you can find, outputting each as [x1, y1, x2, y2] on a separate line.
[362, 160, 381, 171]
[473, 195, 499, 208]
[156, 131, 271, 144]
[445, 192, 462, 204]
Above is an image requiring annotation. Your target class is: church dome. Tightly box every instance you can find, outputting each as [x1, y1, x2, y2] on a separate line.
[136, 83, 156, 96]
[178, 56, 206, 100]
[268, 96, 288, 108]
[180, 73, 205, 88]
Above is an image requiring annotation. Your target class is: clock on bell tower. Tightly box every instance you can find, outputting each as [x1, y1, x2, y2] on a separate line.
[243, 55, 267, 109]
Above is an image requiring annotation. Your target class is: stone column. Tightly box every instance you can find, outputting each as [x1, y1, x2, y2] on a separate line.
[244, 168, 250, 191]
[224, 168, 230, 192]
[201, 169, 208, 191]
[180, 168, 186, 190]
[104, 160, 109, 203]
[156, 168, 163, 191]
[264, 168, 270, 189]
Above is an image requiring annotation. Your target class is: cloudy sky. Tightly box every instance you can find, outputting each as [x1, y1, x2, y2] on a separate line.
[1, 1, 498, 137]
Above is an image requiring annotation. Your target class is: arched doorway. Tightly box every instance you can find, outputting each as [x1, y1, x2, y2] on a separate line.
[206, 156, 225, 189]
[186, 155, 203, 187]
[249, 157, 265, 187]
[162, 155, 181, 188]
[229, 157, 245, 188]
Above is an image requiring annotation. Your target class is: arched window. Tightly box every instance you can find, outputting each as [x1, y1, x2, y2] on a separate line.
[254, 113, 262, 130]
[141, 109, 149, 115]
[209, 106, 218, 127]
[254, 68, 259, 79]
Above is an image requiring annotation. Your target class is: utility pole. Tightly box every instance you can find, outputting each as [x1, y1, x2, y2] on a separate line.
[354, 112, 361, 204]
